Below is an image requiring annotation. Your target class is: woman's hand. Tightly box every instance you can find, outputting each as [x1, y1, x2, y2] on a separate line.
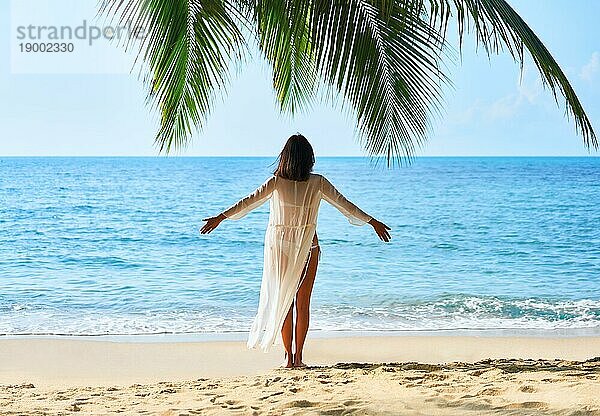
[368, 218, 391, 242]
[200, 213, 226, 234]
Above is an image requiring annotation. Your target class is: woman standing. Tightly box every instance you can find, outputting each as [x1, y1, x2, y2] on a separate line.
[201, 134, 391, 368]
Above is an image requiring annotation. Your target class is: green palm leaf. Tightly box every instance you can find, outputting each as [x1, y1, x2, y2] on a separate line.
[101, 0, 597, 163]
[101, 0, 246, 153]
[248, 0, 318, 113]
[435, 0, 596, 148]
[302, 0, 451, 165]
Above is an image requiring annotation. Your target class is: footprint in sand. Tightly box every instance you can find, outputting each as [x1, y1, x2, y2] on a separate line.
[159, 388, 177, 394]
[283, 399, 318, 408]
[209, 394, 225, 403]
[503, 401, 548, 409]
[337, 378, 354, 384]
[54, 394, 72, 401]
[479, 387, 504, 396]
[221, 399, 245, 410]
[425, 373, 449, 381]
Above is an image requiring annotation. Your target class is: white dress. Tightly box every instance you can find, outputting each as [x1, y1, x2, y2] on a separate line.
[222, 173, 372, 352]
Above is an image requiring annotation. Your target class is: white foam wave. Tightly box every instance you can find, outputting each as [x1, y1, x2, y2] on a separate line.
[0, 296, 598, 336]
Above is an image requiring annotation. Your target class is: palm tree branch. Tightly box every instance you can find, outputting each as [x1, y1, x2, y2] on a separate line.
[428, 0, 597, 149]
[102, 0, 597, 162]
[100, 0, 247, 153]
[307, 0, 451, 165]
[248, 0, 318, 113]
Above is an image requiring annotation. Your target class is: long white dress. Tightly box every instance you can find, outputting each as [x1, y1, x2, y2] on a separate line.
[222, 173, 372, 352]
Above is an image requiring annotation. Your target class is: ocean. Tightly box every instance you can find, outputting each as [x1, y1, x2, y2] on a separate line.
[1, 157, 599, 337]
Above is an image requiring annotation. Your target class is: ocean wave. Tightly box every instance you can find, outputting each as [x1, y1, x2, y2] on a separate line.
[1, 295, 598, 336]
[313, 295, 600, 331]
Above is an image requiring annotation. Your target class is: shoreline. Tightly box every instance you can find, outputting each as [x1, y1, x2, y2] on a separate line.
[1, 335, 598, 414]
[2, 327, 599, 343]
[1, 335, 598, 387]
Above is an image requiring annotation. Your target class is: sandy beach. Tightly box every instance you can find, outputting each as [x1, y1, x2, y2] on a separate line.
[1, 335, 599, 415]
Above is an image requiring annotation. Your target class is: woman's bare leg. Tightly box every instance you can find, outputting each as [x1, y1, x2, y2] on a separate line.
[294, 235, 320, 367]
[281, 303, 294, 368]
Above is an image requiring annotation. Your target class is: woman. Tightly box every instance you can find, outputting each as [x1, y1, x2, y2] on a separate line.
[200, 134, 391, 368]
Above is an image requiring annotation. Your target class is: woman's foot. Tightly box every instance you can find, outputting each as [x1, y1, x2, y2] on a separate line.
[280, 352, 294, 368]
[293, 355, 307, 368]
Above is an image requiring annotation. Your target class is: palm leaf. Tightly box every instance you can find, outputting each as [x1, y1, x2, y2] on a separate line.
[305, 0, 452, 165]
[428, 0, 597, 149]
[100, 0, 246, 153]
[247, 0, 451, 165]
[247, 0, 318, 113]
[102, 0, 597, 163]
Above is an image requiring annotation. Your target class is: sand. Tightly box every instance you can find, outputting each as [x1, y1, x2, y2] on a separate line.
[1, 335, 599, 415]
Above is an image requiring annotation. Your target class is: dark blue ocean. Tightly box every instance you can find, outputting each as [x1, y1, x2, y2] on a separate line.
[1, 157, 599, 336]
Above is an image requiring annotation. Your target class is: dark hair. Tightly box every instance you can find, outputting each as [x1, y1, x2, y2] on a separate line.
[273, 134, 315, 181]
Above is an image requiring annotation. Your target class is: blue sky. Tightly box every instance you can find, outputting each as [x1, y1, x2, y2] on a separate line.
[1, 0, 599, 157]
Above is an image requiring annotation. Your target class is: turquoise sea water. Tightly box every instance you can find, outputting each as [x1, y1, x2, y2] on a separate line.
[0, 157, 599, 336]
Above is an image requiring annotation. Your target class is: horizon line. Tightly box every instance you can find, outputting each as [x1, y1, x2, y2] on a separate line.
[0, 155, 598, 158]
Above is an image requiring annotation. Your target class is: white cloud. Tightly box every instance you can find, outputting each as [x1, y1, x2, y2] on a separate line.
[484, 64, 544, 120]
[449, 63, 552, 126]
[486, 93, 519, 119]
[579, 51, 599, 82]
[517, 65, 544, 103]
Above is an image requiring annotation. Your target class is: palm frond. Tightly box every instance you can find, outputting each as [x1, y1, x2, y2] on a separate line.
[305, 0, 451, 165]
[102, 0, 597, 162]
[100, 0, 246, 153]
[248, 0, 318, 114]
[427, 0, 597, 149]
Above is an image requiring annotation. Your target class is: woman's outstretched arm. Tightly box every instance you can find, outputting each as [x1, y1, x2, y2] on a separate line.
[200, 176, 276, 235]
[320, 175, 391, 242]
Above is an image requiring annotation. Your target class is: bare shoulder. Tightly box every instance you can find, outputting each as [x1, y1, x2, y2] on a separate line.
[309, 173, 325, 185]
[265, 175, 278, 188]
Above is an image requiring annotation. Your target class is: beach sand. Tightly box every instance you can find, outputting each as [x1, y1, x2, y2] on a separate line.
[1, 336, 599, 415]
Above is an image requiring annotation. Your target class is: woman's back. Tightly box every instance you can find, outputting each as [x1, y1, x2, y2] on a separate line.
[222, 173, 372, 227]
[270, 173, 321, 228]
